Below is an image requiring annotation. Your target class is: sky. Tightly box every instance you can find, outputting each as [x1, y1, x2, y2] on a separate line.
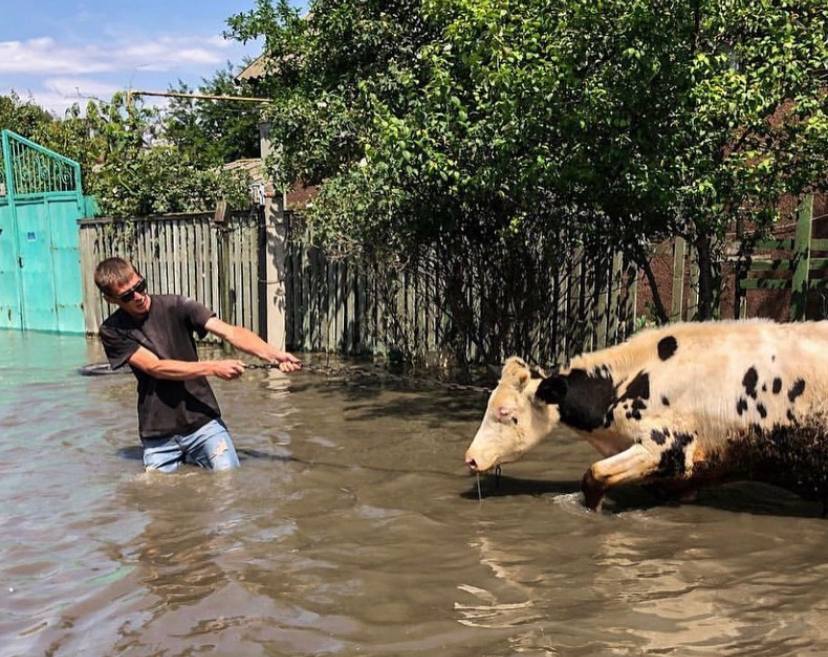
[0, 0, 306, 115]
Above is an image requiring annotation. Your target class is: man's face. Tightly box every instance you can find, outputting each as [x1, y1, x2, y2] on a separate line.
[106, 271, 151, 318]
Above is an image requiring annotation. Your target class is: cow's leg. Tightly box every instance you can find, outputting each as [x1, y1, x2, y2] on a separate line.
[582, 444, 660, 511]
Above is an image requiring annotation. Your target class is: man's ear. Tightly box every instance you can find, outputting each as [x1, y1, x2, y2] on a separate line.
[535, 375, 568, 405]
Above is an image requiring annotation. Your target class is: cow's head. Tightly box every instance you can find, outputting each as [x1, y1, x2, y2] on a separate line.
[464, 357, 563, 473]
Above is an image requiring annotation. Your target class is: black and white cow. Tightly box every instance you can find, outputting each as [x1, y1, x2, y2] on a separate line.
[465, 319, 828, 510]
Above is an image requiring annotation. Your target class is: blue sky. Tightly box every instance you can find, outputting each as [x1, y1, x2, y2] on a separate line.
[0, 1, 306, 115]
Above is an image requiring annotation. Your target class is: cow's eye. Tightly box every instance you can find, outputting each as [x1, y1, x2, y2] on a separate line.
[512, 417, 518, 425]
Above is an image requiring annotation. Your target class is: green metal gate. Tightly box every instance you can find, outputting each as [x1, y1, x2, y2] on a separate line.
[0, 130, 90, 333]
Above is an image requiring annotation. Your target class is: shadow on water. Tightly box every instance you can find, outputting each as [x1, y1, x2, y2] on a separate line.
[460, 474, 581, 500]
[285, 377, 486, 425]
[461, 473, 827, 518]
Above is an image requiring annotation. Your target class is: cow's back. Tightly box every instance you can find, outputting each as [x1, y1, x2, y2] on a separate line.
[571, 319, 828, 452]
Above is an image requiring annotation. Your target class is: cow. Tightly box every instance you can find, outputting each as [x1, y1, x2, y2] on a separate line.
[464, 319, 828, 511]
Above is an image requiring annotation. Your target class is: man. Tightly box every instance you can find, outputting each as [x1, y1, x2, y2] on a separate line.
[95, 256, 302, 473]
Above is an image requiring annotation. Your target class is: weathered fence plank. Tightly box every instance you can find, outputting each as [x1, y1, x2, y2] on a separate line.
[290, 230, 635, 366]
[80, 209, 637, 362]
[78, 211, 264, 338]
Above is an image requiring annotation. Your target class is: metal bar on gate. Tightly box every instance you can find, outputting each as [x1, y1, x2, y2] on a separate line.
[1, 131, 24, 328]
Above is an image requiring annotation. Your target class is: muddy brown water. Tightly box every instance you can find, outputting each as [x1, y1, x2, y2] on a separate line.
[3, 331, 828, 657]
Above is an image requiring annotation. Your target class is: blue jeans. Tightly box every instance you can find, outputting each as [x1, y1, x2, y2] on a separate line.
[142, 419, 240, 473]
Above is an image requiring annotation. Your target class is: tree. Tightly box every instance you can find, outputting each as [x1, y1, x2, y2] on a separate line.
[163, 62, 262, 167]
[228, 0, 828, 324]
[0, 92, 54, 136]
[0, 92, 252, 216]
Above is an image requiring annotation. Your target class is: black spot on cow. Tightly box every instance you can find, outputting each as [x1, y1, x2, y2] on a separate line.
[661, 395, 670, 406]
[736, 397, 748, 416]
[544, 368, 616, 432]
[772, 355, 776, 362]
[535, 375, 568, 405]
[787, 409, 797, 423]
[762, 384, 767, 393]
[742, 367, 759, 400]
[657, 433, 694, 478]
[756, 402, 767, 419]
[650, 429, 668, 445]
[632, 399, 647, 412]
[657, 336, 678, 361]
[625, 412, 632, 420]
[788, 378, 806, 403]
[620, 370, 650, 402]
[772, 377, 782, 394]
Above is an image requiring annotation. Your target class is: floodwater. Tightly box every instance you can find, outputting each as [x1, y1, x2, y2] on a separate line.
[3, 331, 828, 657]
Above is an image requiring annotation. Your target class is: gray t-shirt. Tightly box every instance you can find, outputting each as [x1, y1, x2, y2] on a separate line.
[99, 294, 221, 440]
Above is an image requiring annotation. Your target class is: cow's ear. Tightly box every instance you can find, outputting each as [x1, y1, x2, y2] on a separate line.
[535, 375, 568, 405]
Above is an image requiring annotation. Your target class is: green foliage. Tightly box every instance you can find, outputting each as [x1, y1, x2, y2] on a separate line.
[163, 62, 262, 167]
[0, 91, 253, 217]
[227, 0, 828, 319]
[0, 92, 54, 137]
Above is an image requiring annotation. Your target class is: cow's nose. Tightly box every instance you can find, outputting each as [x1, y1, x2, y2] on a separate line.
[465, 457, 478, 472]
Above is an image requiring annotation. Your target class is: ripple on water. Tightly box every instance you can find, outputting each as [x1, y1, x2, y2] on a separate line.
[6, 335, 828, 656]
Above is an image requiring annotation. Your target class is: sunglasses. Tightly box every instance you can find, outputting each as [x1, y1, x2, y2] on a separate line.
[115, 277, 148, 303]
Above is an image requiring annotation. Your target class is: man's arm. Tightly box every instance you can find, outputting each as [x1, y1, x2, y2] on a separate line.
[127, 345, 245, 381]
[204, 318, 302, 372]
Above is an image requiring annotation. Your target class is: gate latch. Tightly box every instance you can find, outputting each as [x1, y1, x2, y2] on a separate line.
[18, 256, 23, 268]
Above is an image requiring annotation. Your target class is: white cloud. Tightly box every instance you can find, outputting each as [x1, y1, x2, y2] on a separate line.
[43, 77, 120, 98]
[2, 79, 169, 116]
[2, 88, 87, 116]
[0, 31, 258, 116]
[0, 38, 111, 74]
[0, 34, 234, 76]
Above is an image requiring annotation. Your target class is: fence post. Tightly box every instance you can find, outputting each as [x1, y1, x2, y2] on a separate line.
[594, 251, 609, 349]
[687, 246, 700, 320]
[670, 237, 686, 322]
[790, 194, 814, 321]
[214, 201, 233, 353]
[262, 183, 288, 348]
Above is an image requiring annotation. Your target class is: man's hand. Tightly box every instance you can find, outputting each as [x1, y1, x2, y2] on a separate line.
[270, 351, 303, 373]
[203, 318, 303, 374]
[211, 360, 246, 380]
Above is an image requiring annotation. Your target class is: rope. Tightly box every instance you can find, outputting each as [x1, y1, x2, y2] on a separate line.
[245, 361, 493, 394]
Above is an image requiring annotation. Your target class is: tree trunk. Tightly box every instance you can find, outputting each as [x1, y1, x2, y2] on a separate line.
[633, 245, 669, 325]
[695, 234, 717, 321]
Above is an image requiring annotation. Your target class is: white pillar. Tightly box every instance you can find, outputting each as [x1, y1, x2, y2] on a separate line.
[258, 121, 288, 348]
[263, 184, 287, 349]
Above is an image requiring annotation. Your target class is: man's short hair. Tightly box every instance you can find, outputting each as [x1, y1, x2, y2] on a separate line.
[94, 257, 137, 296]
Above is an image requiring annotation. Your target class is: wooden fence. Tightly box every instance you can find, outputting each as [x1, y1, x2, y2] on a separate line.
[78, 210, 264, 338]
[664, 195, 826, 323]
[79, 209, 638, 365]
[284, 214, 638, 366]
[738, 195, 828, 320]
